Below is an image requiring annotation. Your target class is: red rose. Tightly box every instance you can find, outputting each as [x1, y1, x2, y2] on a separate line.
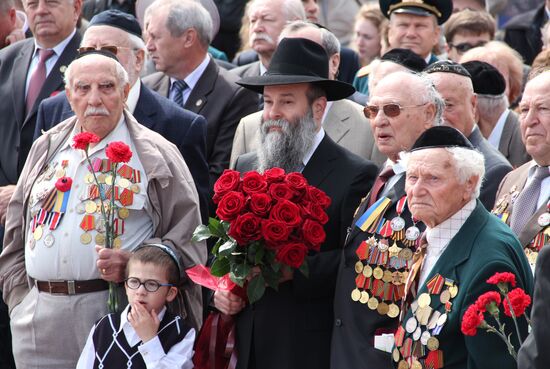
[275, 242, 308, 268]
[261, 219, 292, 243]
[228, 213, 262, 245]
[248, 193, 272, 217]
[461, 304, 484, 336]
[216, 191, 246, 221]
[269, 183, 295, 201]
[487, 272, 517, 288]
[301, 202, 329, 225]
[214, 169, 241, 197]
[106, 141, 132, 163]
[503, 288, 531, 317]
[242, 171, 268, 194]
[55, 176, 73, 192]
[285, 172, 308, 193]
[475, 291, 501, 313]
[72, 132, 100, 150]
[301, 219, 325, 251]
[304, 185, 331, 209]
[270, 199, 302, 227]
[264, 167, 286, 183]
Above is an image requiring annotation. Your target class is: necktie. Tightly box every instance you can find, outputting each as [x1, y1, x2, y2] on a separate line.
[367, 166, 395, 207]
[170, 80, 188, 107]
[510, 166, 550, 235]
[26, 48, 55, 114]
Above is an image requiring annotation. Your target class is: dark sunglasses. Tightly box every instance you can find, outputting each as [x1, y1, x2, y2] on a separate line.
[363, 103, 428, 119]
[78, 45, 134, 55]
[448, 40, 488, 54]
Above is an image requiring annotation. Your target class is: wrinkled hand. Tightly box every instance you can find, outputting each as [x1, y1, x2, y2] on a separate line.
[5, 29, 25, 46]
[213, 289, 245, 315]
[128, 302, 159, 343]
[0, 185, 16, 225]
[96, 245, 131, 282]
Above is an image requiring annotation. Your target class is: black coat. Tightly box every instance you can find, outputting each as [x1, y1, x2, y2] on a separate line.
[233, 135, 377, 369]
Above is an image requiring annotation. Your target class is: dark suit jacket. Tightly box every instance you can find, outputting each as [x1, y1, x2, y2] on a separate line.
[397, 201, 533, 369]
[503, 3, 547, 66]
[468, 128, 512, 210]
[498, 110, 531, 168]
[0, 32, 81, 186]
[33, 83, 211, 223]
[232, 135, 377, 369]
[143, 59, 259, 186]
[518, 245, 550, 369]
[331, 174, 425, 369]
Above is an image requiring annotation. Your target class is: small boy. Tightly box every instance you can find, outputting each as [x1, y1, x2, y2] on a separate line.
[77, 244, 195, 369]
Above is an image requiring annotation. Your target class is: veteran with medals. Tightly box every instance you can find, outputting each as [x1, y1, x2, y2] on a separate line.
[331, 70, 443, 369]
[394, 126, 533, 369]
[0, 51, 206, 369]
[493, 71, 550, 270]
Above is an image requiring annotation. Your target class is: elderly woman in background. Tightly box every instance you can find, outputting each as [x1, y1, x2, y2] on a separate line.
[352, 4, 387, 67]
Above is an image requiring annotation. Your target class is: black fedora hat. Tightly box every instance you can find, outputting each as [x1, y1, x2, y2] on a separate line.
[380, 0, 453, 25]
[237, 37, 355, 101]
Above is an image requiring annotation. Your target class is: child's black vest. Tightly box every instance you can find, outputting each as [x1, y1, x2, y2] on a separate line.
[92, 309, 191, 369]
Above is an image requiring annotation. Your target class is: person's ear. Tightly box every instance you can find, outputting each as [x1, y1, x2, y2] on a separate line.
[165, 286, 178, 303]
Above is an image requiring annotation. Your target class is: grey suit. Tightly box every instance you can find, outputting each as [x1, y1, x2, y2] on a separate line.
[230, 60, 261, 78]
[229, 99, 386, 168]
[497, 110, 531, 168]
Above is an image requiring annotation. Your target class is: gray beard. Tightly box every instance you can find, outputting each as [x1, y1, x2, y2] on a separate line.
[257, 109, 318, 173]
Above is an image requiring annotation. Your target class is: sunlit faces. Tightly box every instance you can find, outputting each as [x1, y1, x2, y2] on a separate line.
[446, 32, 491, 62]
[353, 18, 382, 64]
[301, 0, 319, 22]
[125, 261, 177, 314]
[24, 0, 81, 48]
[248, 0, 287, 55]
[388, 13, 440, 59]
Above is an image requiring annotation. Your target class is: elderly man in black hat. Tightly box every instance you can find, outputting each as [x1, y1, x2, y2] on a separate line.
[393, 126, 532, 369]
[213, 37, 378, 369]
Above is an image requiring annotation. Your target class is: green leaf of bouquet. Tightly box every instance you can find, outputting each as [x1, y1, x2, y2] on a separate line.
[254, 245, 265, 265]
[210, 258, 230, 276]
[232, 263, 251, 280]
[208, 218, 226, 239]
[299, 260, 309, 278]
[247, 274, 266, 304]
[218, 240, 237, 257]
[222, 220, 230, 233]
[191, 224, 211, 242]
[262, 265, 280, 290]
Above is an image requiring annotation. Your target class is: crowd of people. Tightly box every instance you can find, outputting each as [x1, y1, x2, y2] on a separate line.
[0, 0, 549, 368]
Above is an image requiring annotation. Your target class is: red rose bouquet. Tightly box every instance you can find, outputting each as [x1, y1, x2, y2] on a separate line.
[192, 168, 331, 303]
[461, 272, 531, 360]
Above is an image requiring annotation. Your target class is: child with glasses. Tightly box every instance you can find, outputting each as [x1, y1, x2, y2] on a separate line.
[76, 244, 195, 369]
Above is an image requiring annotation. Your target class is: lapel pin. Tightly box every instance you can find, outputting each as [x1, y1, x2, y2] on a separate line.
[59, 65, 67, 73]
[195, 99, 203, 107]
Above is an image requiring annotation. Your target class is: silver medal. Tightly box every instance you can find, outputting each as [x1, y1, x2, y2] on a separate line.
[405, 225, 421, 241]
[390, 216, 405, 231]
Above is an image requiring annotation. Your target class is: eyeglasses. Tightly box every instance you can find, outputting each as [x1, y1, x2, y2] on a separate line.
[125, 277, 174, 292]
[448, 40, 488, 54]
[78, 45, 135, 56]
[363, 103, 428, 119]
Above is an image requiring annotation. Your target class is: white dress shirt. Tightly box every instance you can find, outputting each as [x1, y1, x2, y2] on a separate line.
[76, 305, 195, 369]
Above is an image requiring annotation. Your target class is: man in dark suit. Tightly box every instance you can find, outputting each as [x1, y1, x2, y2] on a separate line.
[393, 126, 532, 369]
[463, 60, 530, 168]
[425, 60, 512, 210]
[33, 10, 210, 223]
[213, 37, 377, 369]
[142, 0, 258, 187]
[331, 70, 443, 369]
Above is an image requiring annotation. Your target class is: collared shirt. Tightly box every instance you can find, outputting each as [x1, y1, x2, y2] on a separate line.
[302, 128, 326, 169]
[26, 117, 153, 281]
[76, 305, 195, 369]
[487, 109, 510, 149]
[524, 162, 550, 209]
[418, 199, 477, 286]
[126, 80, 141, 114]
[25, 29, 77, 96]
[380, 159, 406, 198]
[259, 62, 267, 76]
[169, 54, 210, 106]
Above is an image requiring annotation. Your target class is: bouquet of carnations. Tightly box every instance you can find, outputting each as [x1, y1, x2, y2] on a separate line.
[192, 168, 331, 303]
[461, 272, 532, 360]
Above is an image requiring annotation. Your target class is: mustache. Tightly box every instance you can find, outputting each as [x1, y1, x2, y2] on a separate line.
[84, 106, 110, 117]
[261, 119, 291, 134]
[251, 32, 275, 44]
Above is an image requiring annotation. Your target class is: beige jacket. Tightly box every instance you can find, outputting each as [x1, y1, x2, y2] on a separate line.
[0, 110, 206, 329]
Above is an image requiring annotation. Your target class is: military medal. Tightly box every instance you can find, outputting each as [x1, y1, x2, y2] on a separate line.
[80, 233, 92, 244]
[55, 160, 68, 178]
[377, 301, 389, 315]
[95, 233, 106, 246]
[427, 337, 439, 351]
[33, 225, 43, 240]
[118, 207, 129, 219]
[418, 293, 431, 308]
[351, 288, 361, 301]
[367, 296, 379, 310]
[43, 233, 55, 247]
[391, 196, 407, 242]
[405, 316, 418, 333]
[388, 303, 400, 318]
[405, 223, 420, 242]
[362, 264, 373, 277]
[360, 291, 370, 304]
[538, 212, 550, 227]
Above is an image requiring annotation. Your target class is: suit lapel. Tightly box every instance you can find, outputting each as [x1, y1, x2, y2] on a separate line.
[518, 201, 549, 247]
[185, 59, 217, 114]
[11, 41, 34, 127]
[132, 84, 157, 130]
[498, 112, 514, 158]
[302, 135, 337, 187]
[323, 102, 351, 144]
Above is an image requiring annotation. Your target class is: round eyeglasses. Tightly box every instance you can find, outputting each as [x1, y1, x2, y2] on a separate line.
[125, 277, 174, 292]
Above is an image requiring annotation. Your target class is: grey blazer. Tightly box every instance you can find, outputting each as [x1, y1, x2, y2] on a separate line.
[498, 110, 531, 168]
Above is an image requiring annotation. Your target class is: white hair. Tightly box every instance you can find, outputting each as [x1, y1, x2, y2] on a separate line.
[476, 93, 509, 118]
[64, 55, 129, 90]
[400, 146, 485, 199]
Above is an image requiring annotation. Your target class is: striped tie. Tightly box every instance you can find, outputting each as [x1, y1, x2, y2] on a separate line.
[170, 80, 188, 107]
[510, 166, 550, 235]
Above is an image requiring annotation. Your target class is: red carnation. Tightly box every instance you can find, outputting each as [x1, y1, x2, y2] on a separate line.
[248, 193, 272, 217]
[261, 219, 292, 243]
[242, 171, 268, 194]
[301, 219, 326, 251]
[270, 199, 302, 227]
[475, 291, 502, 313]
[285, 172, 308, 193]
[55, 176, 73, 192]
[264, 167, 286, 183]
[301, 202, 329, 225]
[487, 272, 517, 288]
[72, 132, 100, 150]
[216, 191, 246, 221]
[304, 185, 331, 209]
[106, 141, 132, 163]
[228, 213, 262, 245]
[214, 170, 241, 196]
[269, 183, 295, 201]
[461, 304, 484, 336]
[275, 242, 308, 268]
[503, 288, 531, 317]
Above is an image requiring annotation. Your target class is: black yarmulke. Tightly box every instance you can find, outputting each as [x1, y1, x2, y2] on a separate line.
[90, 9, 142, 38]
[380, 48, 427, 73]
[411, 126, 474, 152]
[423, 60, 471, 78]
[77, 49, 120, 63]
[462, 60, 506, 96]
